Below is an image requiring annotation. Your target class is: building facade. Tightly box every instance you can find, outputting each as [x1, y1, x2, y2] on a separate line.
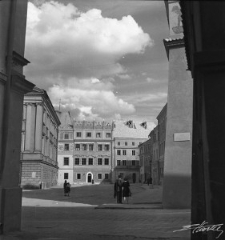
[112, 120, 150, 183]
[21, 87, 60, 189]
[57, 118, 113, 184]
[139, 138, 152, 183]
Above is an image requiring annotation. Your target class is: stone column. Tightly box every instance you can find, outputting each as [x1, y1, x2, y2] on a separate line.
[34, 103, 43, 152]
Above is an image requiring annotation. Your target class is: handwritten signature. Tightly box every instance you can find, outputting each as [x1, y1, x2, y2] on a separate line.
[173, 221, 224, 239]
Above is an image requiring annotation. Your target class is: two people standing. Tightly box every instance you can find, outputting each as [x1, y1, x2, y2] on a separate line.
[114, 175, 131, 204]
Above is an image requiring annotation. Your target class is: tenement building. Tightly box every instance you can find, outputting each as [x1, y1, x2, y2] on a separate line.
[112, 120, 150, 183]
[21, 87, 60, 189]
[57, 117, 113, 184]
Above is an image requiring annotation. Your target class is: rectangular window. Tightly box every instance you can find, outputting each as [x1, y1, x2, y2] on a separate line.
[96, 132, 101, 138]
[106, 133, 111, 138]
[122, 160, 126, 166]
[132, 150, 135, 156]
[64, 157, 69, 165]
[98, 174, 102, 179]
[64, 173, 68, 179]
[75, 158, 79, 165]
[117, 150, 121, 155]
[77, 173, 81, 179]
[64, 133, 69, 139]
[105, 173, 109, 179]
[98, 144, 102, 151]
[86, 132, 92, 137]
[64, 144, 69, 151]
[132, 160, 136, 166]
[75, 144, 80, 151]
[118, 142, 120, 146]
[117, 160, 121, 166]
[76, 132, 81, 137]
[104, 145, 109, 151]
[82, 144, 87, 151]
[98, 158, 102, 165]
[123, 150, 126, 155]
[104, 158, 109, 165]
[88, 158, 93, 165]
[89, 144, 94, 151]
[132, 142, 135, 146]
[125, 142, 127, 146]
[82, 158, 86, 165]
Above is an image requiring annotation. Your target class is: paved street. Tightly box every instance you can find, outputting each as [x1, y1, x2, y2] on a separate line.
[1, 184, 191, 240]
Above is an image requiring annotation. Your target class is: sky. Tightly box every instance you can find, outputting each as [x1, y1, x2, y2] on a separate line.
[24, 0, 169, 131]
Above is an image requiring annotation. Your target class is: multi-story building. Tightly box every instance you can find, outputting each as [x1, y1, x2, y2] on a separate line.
[57, 117, 113, 184]
[20, 87, 60, 189]
[57, 111, 74, 184]
[112, 120, 150, 183]
[149, 126, 160, 185]
[139, 137, 152, 183]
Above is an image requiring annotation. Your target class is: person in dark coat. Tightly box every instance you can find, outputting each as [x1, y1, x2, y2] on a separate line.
[114, 175, 123, 203]
[63, 180, 67, 196]
[65, 182, 71, 196]
[122, 177, 131, 204]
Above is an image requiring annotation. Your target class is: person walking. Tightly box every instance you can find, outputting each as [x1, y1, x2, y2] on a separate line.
[114, 175, 123, 203]
[66, 182, 71, 196]
[122, 177, 131, 204]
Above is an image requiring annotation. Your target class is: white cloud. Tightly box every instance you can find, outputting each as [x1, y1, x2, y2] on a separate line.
[48, 83, 136, 120]
[25, 1, 152, 88]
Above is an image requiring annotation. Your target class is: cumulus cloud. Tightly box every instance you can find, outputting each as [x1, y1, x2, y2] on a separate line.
[25, 1, 152, 88]
[49, 83, 135, 120]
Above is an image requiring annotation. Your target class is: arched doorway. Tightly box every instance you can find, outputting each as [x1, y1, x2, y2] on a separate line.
[87, 172, 93, 183]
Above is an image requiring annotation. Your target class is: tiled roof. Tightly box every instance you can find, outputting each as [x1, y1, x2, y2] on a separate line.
[57, 111, 73, 127]
[113, 120, 151, 139]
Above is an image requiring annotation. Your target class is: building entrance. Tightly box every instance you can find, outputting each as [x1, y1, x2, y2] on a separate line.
[87, 173, 92, 183]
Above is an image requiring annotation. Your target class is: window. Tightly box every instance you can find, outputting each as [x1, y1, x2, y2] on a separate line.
[98, 144, 102, 151]
[75, 144, 80, 151]
[86, 132, 91, 137]
[98, 158, 102, 165]
[96, 132, 101, 138]
[75, 158, 79, 165]
[64, 173, 68, 179]
[82, 144, 87, 151]
[82, 158, 86, 165]
[132, 160, 136, 166]
[89, 144, 94, 151]
[117, 150, 121, 155]
[88, 158, 93, 165]
[123, 150, 126, 155]
[77, 173, 81, 179]
[132, 142, 135, 146]
[104, 145, 109, 151]
[76, 132, 81, 137]
[122, 160, 126, 166]
[64, 144, 69, 151]
[105, 173, 109, 179]
[106, 133, 111, 138]
[118, 142, 120, 146]
[64, 133, 69, 139]
[132, 150, 135, 156]
[104, 158, 109, 165]
[98, 174, 102, 179]
[64, 157, 69, 165]
[125, 142, 128, 146]
[117, 160, 121, 166]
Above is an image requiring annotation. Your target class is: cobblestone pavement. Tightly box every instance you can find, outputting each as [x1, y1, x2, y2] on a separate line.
[1, 184, 191, 240]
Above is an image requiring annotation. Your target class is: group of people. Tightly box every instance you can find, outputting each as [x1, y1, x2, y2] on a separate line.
[114, 175, 131, 204]
[63, 180, 71, 196]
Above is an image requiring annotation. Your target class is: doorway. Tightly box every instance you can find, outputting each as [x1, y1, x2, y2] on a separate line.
[87, 173, 92, 183]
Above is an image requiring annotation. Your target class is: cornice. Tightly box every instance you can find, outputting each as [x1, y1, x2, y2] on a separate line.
[163, 37, 185, 59]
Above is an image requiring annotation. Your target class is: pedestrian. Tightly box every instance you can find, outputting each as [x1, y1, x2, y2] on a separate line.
[66, 182, 71, 196]
[147, 178, 150, 186]
[149, 177, 153, 189]
[122, 177, 131, 204]
[63, 180, 67, 196]
[114, 175, 123, 203]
